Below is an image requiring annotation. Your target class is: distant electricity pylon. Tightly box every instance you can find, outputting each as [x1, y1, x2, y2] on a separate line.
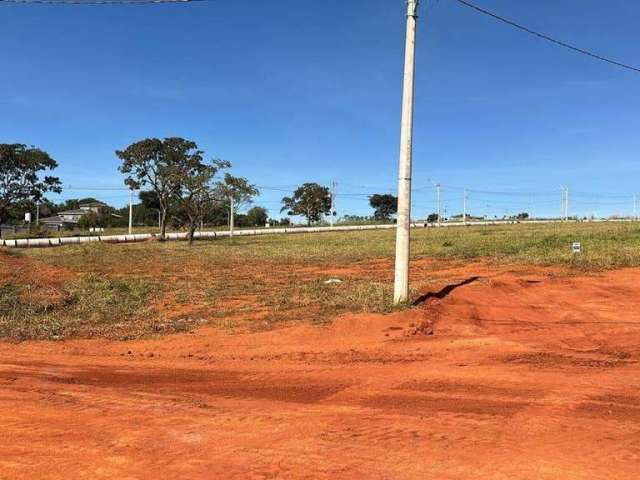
[394, 0, 420, 304]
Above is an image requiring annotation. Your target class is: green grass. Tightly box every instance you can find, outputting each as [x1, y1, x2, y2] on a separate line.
[0, 273, 196, 341]
[4, 221, 640, 341]
[267, 279, 407, 326]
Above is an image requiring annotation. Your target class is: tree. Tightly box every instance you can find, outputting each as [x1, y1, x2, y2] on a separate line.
[173, 158, 230, 245]
[117, 137, 199, 240]
[77, 211, 98, 231]
[139, 191, 161, 210]
[0, 144, 62, 226]
[269, 217, 290, 227]
[281, 183, 331, 226]
[215, 174, 259, 208]
[516, 212, 529, 220]
[369, 194, 398, 221]
[246, 206, 268, 227]
[427, 213, 439, 223]
[214, 173, 259, 227]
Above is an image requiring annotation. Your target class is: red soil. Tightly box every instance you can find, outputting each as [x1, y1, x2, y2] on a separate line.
[2, 262, 640, 479]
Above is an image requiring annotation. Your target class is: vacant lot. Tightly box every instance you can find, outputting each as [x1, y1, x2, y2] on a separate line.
[4, 221, 640, 341]
[1, 222, 640, 479]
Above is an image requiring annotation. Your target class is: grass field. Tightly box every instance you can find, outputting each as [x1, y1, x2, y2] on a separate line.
[3, 221, 640, 341]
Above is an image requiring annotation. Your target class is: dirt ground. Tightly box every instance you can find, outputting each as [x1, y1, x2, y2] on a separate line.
[1, 261, 640, 479]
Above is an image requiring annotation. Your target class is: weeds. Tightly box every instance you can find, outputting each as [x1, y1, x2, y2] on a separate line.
[0, 273, 180, 341]
[6, 221, 640, 340]
[267, 279, 399, 325]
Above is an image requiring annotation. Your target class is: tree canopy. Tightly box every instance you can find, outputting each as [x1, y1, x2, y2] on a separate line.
[215, 173, 259, 207]
[369, 194, 398, 221]
[246, 206, 269, 227]
[281, 183, 331, 226]
[173, 157, 230, 244]
[117, 137, 212, 239]
[0, 144, 62, 225]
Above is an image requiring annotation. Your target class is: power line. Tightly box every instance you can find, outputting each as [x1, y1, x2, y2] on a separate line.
[66, 186, 132, 191]
[0, 0, 206, 4]
[454, 0, 640, 74]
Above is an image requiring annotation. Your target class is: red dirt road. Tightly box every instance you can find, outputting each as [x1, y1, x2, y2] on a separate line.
[2, 263, 640, 479]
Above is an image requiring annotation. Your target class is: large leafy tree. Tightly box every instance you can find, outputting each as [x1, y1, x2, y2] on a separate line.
[117, 137, 201, 240]
[245, 206, 268, 227]
[281, 183, 331, 226]
[173, 158, 230, 245]
[215, 174, 259, 209]
[369, 194, 398, 221]
[214, 173, 259, 227]
[0, 144, 62, 225]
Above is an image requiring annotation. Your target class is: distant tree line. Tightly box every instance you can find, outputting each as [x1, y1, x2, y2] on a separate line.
[2, 140, 409, 239]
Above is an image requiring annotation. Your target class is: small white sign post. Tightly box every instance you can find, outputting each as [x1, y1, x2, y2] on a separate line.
[572, 242, 581, 254]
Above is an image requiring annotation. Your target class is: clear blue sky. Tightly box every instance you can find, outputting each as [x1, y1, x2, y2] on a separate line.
[2, 0, 640, 219]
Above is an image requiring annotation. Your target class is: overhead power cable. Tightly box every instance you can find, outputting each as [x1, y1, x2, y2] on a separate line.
[454, 0, 640, 74]
[0, 0, 206, 5]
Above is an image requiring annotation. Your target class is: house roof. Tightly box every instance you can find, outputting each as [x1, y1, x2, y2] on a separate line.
[58, 209, 87, 215]
[40, 216, 62, 223]
[41, 215, 77, 224]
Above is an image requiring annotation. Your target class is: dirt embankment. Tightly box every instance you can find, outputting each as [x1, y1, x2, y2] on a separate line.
[1, 260, 640, 479]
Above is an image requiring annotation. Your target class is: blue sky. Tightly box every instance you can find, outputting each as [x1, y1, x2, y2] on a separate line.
[2, 0, 640, 219]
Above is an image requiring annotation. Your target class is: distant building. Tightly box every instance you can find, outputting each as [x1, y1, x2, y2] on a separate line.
[40, 201, 108, 228]
[78, 202, 107, 214]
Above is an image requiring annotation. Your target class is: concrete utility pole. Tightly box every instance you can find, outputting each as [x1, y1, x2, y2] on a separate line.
[36, 201, 40, 226]
[463, 189, 468, 225]
[229, 196, 235, 238]
[560, 186, 568, 221]
[393, 0, 420, 304]
[330, 181, 336, 228]
[128, 190, 133, 235]
[436, 183, 442, 225]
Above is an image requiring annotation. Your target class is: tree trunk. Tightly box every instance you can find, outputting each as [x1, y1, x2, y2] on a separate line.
[159, 208, 167, 241]
[188, 223, 197, 246]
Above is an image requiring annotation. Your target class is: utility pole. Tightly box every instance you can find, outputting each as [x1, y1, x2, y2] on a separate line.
[463, 189, 468, 225]
[560, 186, 567, 221]
[393, 0, 420, 304]
[330, 180, 336, 228]
[128, 189, 133, 235]
[634, 194, 637, 221]
[436, 183, 441, 226]
[565, 187, 569, 221]
[229, 196, 235, 239]
[36, 200, 40, 226]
